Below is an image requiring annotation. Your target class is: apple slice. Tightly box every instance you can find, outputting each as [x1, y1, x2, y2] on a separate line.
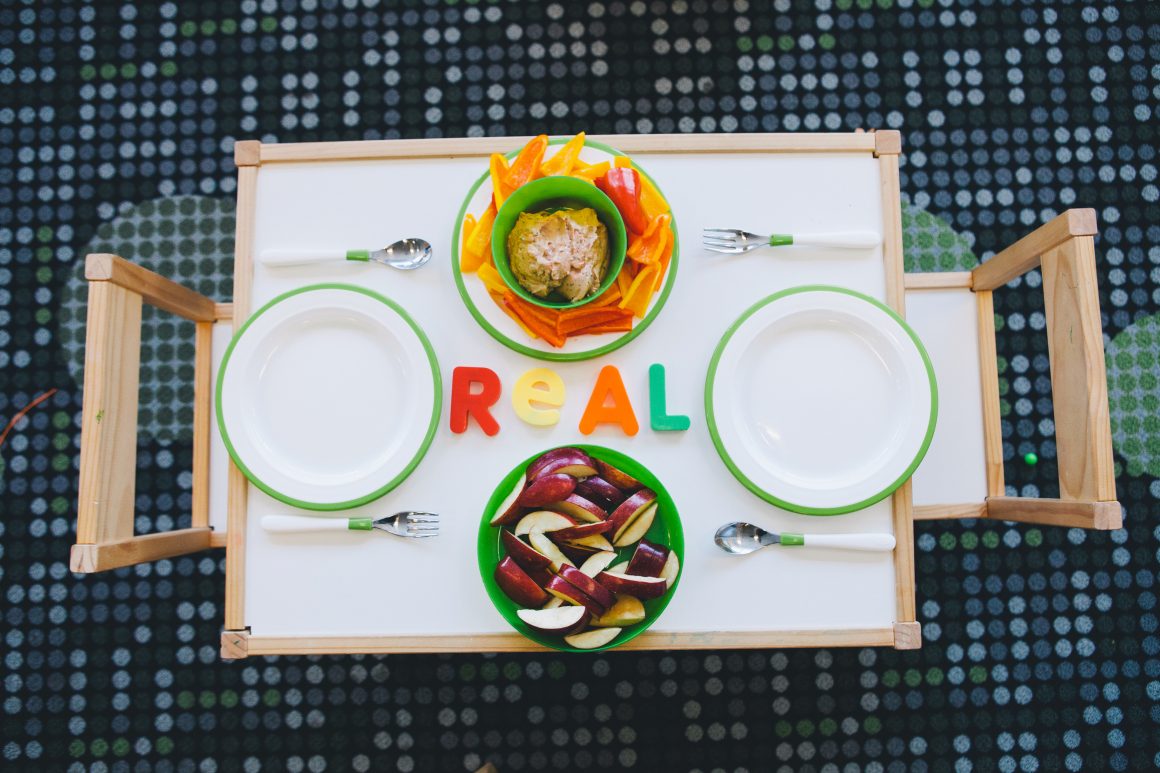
[613, 503, 657, 548]
[517, 605, 588, 635]
[558, 565, 616, 610]
[606, 489, 657, 543]
[542, 596, 564, 610]
[534, 454, 598, 480]
[513, 510, 575, 536]
[557, 542, 602, 565]
[594, 459, 643, 492]
[494, 557, 549, 607]
[564, 627, 622, 650]
[562, 533, 614, 552]
[489, 477, 526, 526]
[528, 531, 575, 572]
[518, 472, 577, 507]
[526, 447, 596, 480]
[545, 494, 608, 524]
[659, 551, 680, 588]
[592, 595, 645, 627]
[578, 551, 617, 578]
[545, 575, 604, 616]
[501, 530, 551, 571]
[551, 519, 613, 541]
[625, 538, 670, 577]
[574, 476, 624, 510]
[606, 561, 629, 574]
[596, 570, 668, 600]
[527, 565, 555, 587]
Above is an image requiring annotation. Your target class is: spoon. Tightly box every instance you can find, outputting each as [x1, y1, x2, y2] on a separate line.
[259, 238, 433, 269]
[714, 522, 896, 554]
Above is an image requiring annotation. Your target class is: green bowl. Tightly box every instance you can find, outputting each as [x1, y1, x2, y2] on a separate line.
[491, 176, 628, 310]
[477, 445, 684, 653]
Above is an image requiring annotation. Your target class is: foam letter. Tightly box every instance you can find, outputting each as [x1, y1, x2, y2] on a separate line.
[450, 366, 501, 436]
[648, 363, 690, 431]
[579, 365, 639, 436]
[512, 367, 566, 427]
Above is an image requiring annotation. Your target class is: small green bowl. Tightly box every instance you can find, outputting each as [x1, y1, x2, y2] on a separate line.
[477, 445, 684, 653]
[491, 176, 628, 309]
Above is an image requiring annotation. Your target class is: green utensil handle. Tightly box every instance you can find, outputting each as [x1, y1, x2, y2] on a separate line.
[783, 533, 896, 552]
[771, 232, 881, 249]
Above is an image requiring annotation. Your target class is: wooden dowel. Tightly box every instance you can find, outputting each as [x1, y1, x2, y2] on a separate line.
[914, 502, 988, 520]
[971, 209, 1097, 291]
[986, 497, 1122, 530]
[976, 290, 1005, 497]
[904, 271, 973, 290]
[191, 321, 213, 529]
[85, 253, 217, 322]
[71, 528, 213, 573]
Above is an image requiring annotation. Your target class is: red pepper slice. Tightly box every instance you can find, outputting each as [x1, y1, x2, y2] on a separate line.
[595, 167, 649, 234]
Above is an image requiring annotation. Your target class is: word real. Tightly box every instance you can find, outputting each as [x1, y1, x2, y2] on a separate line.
[449, 364, 690, 436]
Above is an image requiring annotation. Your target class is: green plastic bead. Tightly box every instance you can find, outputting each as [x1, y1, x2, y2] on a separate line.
[1024, 452, 1038, 466]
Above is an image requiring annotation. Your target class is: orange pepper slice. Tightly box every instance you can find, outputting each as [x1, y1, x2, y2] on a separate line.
[540, 132, 585, 176]
[490, 154, 513, 208]
[504, 135, 548, 191]
[461, 203, 496, 272]
[571, 160, 610, 181]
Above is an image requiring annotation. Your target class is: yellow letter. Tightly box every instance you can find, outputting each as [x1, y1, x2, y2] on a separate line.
[512, 367, 566, 426]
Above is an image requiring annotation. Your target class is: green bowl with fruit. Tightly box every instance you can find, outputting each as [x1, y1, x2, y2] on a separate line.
[477, 445, 684, 652]
[491, 176, 628, 310]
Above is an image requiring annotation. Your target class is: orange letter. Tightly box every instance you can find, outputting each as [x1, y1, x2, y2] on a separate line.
[450, 366, 501, 436]
[579, 365, 639, 436]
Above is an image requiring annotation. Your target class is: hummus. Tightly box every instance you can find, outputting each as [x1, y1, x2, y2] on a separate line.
[507, 208, 609, 302]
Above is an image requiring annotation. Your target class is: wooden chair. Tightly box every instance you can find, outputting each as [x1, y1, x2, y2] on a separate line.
[905, 209, 1121, 530]
[70, 253, 232, 572]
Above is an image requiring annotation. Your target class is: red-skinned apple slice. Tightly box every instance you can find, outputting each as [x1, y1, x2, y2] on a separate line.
[550, 520, 613, 541]
[545, 575, 604, 616]
[489, 477, 526, 526]
[607, 561, 628, 574]
[625, 538, 670, 577]
[533, 454, 598, 480]
[517, 605, 588, 635]
[562, 533, 614, 552]
[500, 530, 551, 572]
[528, 531, 575, 572]
[564, 627, 622, 650]
[526, 447, 595, 480]
[545, 494, 608, 523]
[494, 556, 549, 607]
[557, 542, 602, 565]
[513, 510, 575, 536]
[542, 596, 564, 610]
[526, 565, 555, 588]
[558, 565, 616, 610]
[613, 503, 657, 547]
[606, 489, 657, 542]
[594, 459, 643, 492]
[574, 476, 623, 509]
[578, 551, 618, 578]
[596, 570, 667, 599]
[518, 472, 577, 507]
[592, 595, 645, 627]
[659, 551, 680, 588]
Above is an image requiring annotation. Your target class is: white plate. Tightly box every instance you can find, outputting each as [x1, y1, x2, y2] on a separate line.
[217, 284, 440, 510]
[706, 286, 937, 515]
[452, 137, 678, 362]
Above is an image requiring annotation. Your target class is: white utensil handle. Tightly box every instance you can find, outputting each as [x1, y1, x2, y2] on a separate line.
[800, 533, 896, 552]
[792, 232, 881, 249]
[259, 249, 353, 266]
[261, 515, 351, 533]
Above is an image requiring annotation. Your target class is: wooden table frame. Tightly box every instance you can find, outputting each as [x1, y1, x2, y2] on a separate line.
[70, 132, 1119, 659]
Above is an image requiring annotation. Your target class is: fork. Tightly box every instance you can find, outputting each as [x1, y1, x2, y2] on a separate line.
[703, 228, 880, 254]
[261, 512, 440, 538]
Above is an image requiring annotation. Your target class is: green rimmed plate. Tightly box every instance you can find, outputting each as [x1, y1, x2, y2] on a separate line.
[453, 137, 679, 362]
[477, 445, 684, 652]
[216, 283, 441, 511]
[705, 285, 938, 516]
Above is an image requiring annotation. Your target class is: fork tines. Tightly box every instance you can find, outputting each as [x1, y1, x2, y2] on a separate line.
[702, 227, 762, 254]
[405, 511, 439, 538]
